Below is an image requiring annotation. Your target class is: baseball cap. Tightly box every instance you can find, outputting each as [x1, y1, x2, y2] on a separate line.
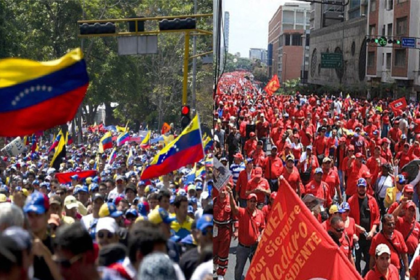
[233, 153, 243, 160]
[99, 203, 123, 218]
[245, 158, 253, 164]
[247, 193, 257, 200]
[96, 217, 119, 234]
[196, 214, 213, 232]
[48, 214, 61, 227]
[74, 185, 89, 195]
[404, 184, 414, 193]
[0, 194, 7, 203]
[375, 244, 391, 256]
[125, 208, 138, 218]
[187, 205, 194, 214]
[286, 154, 295, 161]
[322, 157, 332, 163]
[315, 167, 323, 174]
[220, 157, 227, 162]
[357, 178, 367, 187]
[137, 201, 150, 216]
[340, 202, 350, 211]
[306, 145, 313, 150]
[249, 132, 256, 137]
[147, 207, 176, 225]
[254, 167, 263, 178]
[138, 252, 177, 280]
[348, 145, 355, 151]
[23, 192, 49, 214]
[2, 227, 32, 250]
[89, 183, 99, 192]
[355, 153, 363, 158]
[329, 205, 339, 215]
[49, 195, 62, 206]
[405, 201, 416, 210]
[64, 195, 79, 210]
[396, 174, 406, 184]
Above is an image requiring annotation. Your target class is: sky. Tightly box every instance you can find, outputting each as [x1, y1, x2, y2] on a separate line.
[224, 0, 292, 58]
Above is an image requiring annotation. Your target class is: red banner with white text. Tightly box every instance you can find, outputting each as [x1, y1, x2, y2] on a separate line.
[245, 178, 362, 280]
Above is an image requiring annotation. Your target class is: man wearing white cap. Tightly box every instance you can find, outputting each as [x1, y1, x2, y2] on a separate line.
[95, 217, 119, 249]
[365, 244, 399, 280]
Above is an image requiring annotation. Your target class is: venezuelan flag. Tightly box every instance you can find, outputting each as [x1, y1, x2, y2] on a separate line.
[117, 132, 130, 146]
[99, 132, 113, 153]
[50, 130, 67, 170]
[203, 135, 213, 153]
[126, 148, 134, 166]
[49, 133, 61, 153]
[108, 148, 117, 165]
[140, 115, 205, 180]
[140, 131, 151, 149]
[0, 48, 89, 137]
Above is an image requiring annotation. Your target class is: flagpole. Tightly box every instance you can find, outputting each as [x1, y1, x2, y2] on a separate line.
[196, 113, 205, 158]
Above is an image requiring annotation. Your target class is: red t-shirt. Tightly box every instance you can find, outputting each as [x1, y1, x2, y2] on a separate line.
[346, 162, 369, 197]
[263, 156, 283, 180]
[281, 166, 303, 195]
[395, 217, 420, 255]
[322, 169, 340, 199]
[344, 217, 356, 248]
[369, 230, 408, 269]
[236, 207, 265, 246]
[246, 177, 270, 204]
[304, 180, 331, 208]
[364, 264, 399, 280]
[410, 255, 420, 279]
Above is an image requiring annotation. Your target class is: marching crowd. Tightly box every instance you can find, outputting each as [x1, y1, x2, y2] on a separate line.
[0, 128, 214, 280]
[214, 71, 420, 280]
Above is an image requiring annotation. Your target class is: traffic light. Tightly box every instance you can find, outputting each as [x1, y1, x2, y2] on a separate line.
[159, 18, 196, 31]
[79, 22, 116, 35]
[366, 36, 401, 46]
[181, 105, 191, 130]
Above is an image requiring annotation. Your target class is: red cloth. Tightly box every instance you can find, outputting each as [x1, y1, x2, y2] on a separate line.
[364, 264, 399, 280]
[346, 161, 369, 196]
[369, 230, 408, 269]
[395, 216, 420, 255]
[246, 177, 270, 204]
[322, 169, 340, 199]
[236, 207, 265, 246]
[262, 156, 283, 180]
[236, 169, 255, 200]
[304, 180, 332, 208]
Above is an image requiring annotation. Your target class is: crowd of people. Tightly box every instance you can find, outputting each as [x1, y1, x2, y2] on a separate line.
[214, 71, 420, 280]
[0, 126, 214, 280]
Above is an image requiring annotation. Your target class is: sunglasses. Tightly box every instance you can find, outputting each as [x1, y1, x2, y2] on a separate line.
[53, 254, 83, 268]
[97, 231, 114, 239]
[56, 192, 65, 195]
[91, 189, 99, 193]
[334, 228, 345, 232]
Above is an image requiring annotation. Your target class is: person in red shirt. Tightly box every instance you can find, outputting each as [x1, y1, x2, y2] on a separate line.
[245, 167, 271, 209]
[348, 178, 380, 275]
[262, 146, 283, 192]
[381, 138, 393, 165]
[388, 121, 402, 153]
[364, 118, 378, 138]
[243, 132, 257, 158]
[313, 126, 329, 165]
[369, 214, 409, 278]
[339, 202, 357, 249]
[297, 145, 319, 186]
[346, 152, 369, 198]
[226, 185, 265, 280]
[321, 204, 341, 232]
[235, 158, 255, 207]
[327, 216, 354, 265]
[321, 157, 342, 203]
[213, 186, 235, 278]
[282, 154, 304, 196]
[393, 201, 420, 257]
[299, 120, 313, 147]
[394, 134, 408, 155]
[364, 244, 399, 280]
[395, 142, 417, 171]
[262, 192, 277, 223]
[251, 140, 266, 168]
[366, 146, 387, 184]
[256, 114, 270, 152]
[304, 167, 332, 208]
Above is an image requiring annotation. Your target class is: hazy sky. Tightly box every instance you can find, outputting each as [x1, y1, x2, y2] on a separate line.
[224, 0, 293, 58]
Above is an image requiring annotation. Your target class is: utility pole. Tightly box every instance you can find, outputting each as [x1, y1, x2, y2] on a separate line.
[192, 0, 197, 113]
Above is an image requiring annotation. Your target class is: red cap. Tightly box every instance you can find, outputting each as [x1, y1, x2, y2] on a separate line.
[355, 153, 363, 158]
[339, 137, 346, 142]
[348, 145, 355, 151]
[233, 153, 244, 160]
[254, 167, 263, 178]
[362, 171, 372, 178]
[382, 138, 391, 144]
[249, 132, 256, 137]
[404, 184, 414, 193]
[247, 193, 258, 200]
[405, 201, 416, 209]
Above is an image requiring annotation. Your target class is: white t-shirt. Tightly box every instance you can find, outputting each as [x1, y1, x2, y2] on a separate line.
[376, 176, 393, 199]
[190, 260, 212, 280]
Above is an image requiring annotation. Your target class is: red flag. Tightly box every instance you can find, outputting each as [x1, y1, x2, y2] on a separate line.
[55, 170, 97, 185]
[161, 122, 171, 134]
[264, 74, 280, 96]
[245, 178, 362, 280]
[389, 97, 407, 115]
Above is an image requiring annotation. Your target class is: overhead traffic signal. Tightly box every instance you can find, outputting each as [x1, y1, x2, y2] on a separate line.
[159, 18, 196, 31]
[79, 22, 116, 35]
[181, 105, 191, 130]
[366, 36, 401, 46]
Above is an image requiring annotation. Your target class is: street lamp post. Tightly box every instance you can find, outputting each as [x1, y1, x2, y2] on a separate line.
[301, 33, 306, 84]
[339, 14, 345, 86]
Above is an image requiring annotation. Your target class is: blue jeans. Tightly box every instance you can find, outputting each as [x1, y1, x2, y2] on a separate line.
[235, 244, 253, 280]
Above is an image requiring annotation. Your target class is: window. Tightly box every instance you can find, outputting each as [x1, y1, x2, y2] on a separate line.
[387, 0, 393, 10]
[350, 0, 361, 9]
[368, 51, 375, 67]
[386, 53, 391, 70]
[292, 34, 302, 46]
[370, 0, 376, 13]
[387, 23, 393, 36]
[305, 34, 310, 46]
[397, 0, 408, 3]
[396, 17, 407, 36]
[279, 35, 284, 47]
[369, 25, 376, 36]
[382, 25, 385, 36]
[285, 34, 290, 46]
[394, 49, 406, 67]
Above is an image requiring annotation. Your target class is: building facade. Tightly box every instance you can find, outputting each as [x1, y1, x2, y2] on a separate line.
[267, 2, 311, 83]
[249, 48, 267, 64]
[308, 1, 368, 91]
[224, 11, 230, 53]
[366, 0, 420, 100]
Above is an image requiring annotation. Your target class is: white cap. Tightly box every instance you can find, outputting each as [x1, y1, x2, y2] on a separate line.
[200, 192, 210, 200]
[64, 195, 78, 210]
[47, 168, 56, 175]
[375, 244, 391, 256]
[96, 217, 119, 234]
